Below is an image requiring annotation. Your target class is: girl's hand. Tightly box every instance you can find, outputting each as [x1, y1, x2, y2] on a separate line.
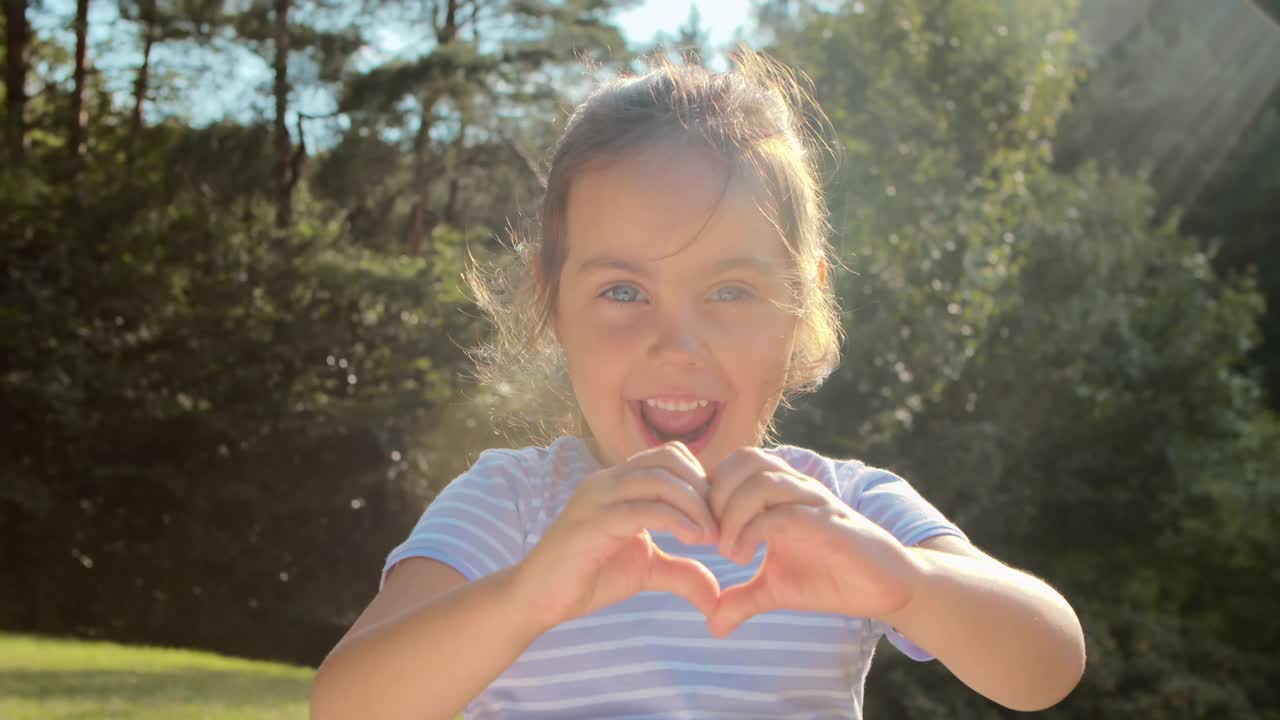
[705, 448, 924, 638]
[513, 441, 721, 632]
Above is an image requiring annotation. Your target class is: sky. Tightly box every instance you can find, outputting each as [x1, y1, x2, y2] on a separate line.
[32, 0, 759, 131]
[619, 0, 754, 53]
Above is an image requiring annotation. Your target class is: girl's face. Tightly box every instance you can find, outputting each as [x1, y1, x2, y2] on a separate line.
[552, 140, 800, 470]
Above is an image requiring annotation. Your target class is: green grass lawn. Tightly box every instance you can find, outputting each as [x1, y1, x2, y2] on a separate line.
[0, 631, 314, 719]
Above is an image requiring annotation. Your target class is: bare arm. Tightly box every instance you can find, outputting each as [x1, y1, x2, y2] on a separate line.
[310, 442, 720, 720]
[310, 558, 545, 720]
[877, 536, 1086, 712]
[689, 448, 1083, 710]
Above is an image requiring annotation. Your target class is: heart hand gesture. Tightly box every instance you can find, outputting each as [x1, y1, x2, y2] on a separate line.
[513, 442, 722, 632]
[705, 448, 923, 637]
[516, 442, 924, 639]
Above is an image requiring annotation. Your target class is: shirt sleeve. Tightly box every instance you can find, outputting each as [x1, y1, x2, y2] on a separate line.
[380, 449, 529, 590]
[839, 460, 969, 662]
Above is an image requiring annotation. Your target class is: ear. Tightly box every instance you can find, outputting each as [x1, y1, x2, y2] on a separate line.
[816, 258, 828, 289]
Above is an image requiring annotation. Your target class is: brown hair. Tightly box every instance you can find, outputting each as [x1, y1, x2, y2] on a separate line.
[466, 48, 843, 445]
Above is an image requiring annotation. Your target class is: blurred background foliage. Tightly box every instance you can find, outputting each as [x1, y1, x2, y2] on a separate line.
[2, 0, 1279, 717]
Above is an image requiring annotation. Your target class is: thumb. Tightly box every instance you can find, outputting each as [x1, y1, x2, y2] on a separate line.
[643, 548, 721, 619]
[709, 574, 774, 638]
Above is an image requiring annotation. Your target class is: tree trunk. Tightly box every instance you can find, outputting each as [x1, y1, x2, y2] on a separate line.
[403, 93, 439, 257]
[128, 3, 157, 166]
[273, 0, 292, 229]
[442, 114, 467, 227]
[403, 0, 461, 257]
[4, 0, 30, 165]
[69, 0, 90, 169]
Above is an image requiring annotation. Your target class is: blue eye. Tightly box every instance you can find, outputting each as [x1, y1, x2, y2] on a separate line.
[713, 285, 752, 302]
[600, 283, 646, 303]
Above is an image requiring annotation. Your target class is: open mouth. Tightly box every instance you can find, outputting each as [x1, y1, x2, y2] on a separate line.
[633, 399, 722, 452]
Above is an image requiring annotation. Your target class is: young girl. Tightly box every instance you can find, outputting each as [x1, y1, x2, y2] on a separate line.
[311, 52, 1085, 720]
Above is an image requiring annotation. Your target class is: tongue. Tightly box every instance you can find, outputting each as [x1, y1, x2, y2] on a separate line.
[642, 402, 716, 435]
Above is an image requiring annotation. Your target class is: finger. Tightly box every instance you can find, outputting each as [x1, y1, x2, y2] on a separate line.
[731, 504, 814, 564]
[707, 447, 793, 519]
[595, 499, 706, 546]
[632, 441, 709, 497]
[709, 571, 775, 638]
[610, 466, 718, 542]
[660, 440, 703, 479]
[716, 471, 793, 561]
[644, 546, 722, 619]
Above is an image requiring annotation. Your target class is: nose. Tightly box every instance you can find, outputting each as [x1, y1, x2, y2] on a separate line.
[647, 307, 709, 368]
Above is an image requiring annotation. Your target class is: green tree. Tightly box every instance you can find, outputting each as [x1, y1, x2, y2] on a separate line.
[1058, 0, 1280, 414]
[228, 0, 361, 227]
[67, 0, 89, 171]
[3, 0, 32, 164]
[333, 0, 632, 258]
[1185, 96, 1280, 411]
[116, 0, 225, 162]
[1058, 0, 1280, 214]
[0, 0, 516, 663]
[1, 0, 650, 666]
[765, 1, 1280, 717]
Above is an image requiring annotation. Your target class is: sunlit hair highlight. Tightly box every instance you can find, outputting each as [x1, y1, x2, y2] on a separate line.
[466, 48, 843, 446]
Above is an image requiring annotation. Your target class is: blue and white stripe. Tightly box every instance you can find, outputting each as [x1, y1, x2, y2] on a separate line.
[382, 436, 967, 719]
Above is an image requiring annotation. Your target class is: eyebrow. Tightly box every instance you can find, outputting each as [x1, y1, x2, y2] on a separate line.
[575, 254, 781, 278]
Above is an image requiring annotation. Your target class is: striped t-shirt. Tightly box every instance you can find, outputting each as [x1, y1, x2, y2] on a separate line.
[382, 436, 967, 719]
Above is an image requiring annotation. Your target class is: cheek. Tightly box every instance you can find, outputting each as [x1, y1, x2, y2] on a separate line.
[730, 312, 797, 386]
[560, 304, 639, 356]
[575, 303, 647, 338]
[715, 305, 797, 355]
[562, 317, 630, 392]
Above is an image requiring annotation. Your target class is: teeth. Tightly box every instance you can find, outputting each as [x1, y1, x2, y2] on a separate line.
[644, 398, 710, 412]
